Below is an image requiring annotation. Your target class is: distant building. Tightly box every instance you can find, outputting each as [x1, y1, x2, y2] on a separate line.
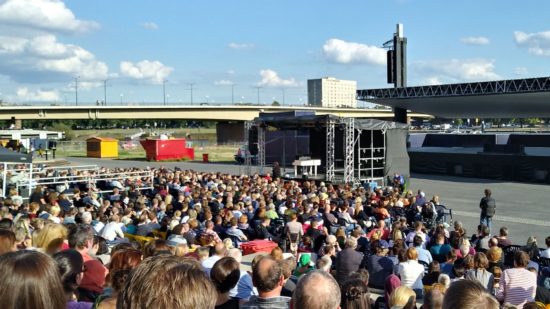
[307, 77, 357, 108]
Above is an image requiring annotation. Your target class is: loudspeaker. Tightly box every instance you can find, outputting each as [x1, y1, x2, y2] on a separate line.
[248, 126, 258, 155]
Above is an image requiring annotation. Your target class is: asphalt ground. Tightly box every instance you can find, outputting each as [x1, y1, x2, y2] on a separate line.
[64, 157, 549, 246]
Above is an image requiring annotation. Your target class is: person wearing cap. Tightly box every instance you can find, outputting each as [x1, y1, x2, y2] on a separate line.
[368, 239, 395, 289]
[166, 235, 189, 257]
[293, 253, 314, 278]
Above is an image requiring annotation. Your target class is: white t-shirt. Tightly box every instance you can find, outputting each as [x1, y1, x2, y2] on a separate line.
[100, 222, 124, 241]
[398, 260, 425, 290]
[541, 248, 550, 259]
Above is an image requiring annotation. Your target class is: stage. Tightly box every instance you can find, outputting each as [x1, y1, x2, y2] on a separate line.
[408, 133, 550, 183]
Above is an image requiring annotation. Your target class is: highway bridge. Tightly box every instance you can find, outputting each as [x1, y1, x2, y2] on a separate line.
[0, 104, 429, 121]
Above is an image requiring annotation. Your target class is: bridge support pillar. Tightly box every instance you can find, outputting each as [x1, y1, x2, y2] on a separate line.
[10, 117, 22, 129]
[393, 107, 408, 124]
[216, 121, 245, 144]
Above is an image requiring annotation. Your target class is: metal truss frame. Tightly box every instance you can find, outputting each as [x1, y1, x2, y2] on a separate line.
[257, 124, 265, 174]
[325, 119, 335, 182]
[357, 77, 550, 100]
[343, 117, 355, 184]
[356, 129, 386, 184]
[244, 121, 253, 175]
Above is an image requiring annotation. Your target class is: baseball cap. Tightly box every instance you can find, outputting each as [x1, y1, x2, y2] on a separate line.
[298, 254, 313, 267]
[167, 235, 188, 247]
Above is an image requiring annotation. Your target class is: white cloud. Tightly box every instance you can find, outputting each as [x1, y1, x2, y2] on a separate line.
[423, 77, 443, 85]
[143, 22, 158, 30]
[0, 0, 107, 85]
[322, 38, 386, 65]
[0, 0, 99, 34]
[228, 42, 254, 50]
[120, 60, 173, 84]
[460, 36, 490, 46]
[514, 30, 550, 56]
[214, 80, 234, 86]
[16, 87, 59, 101]
[227, 69, 235, 75]
[0, 34, 108, 83]
[414, 58, 501, 84]
[257, 69, 298, 87]
[514, 66, 528, 75]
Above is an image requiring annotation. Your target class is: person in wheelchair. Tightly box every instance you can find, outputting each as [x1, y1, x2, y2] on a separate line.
[421, 202, 437, 230]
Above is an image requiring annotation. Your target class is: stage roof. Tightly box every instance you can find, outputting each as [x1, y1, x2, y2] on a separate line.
[357, 77, 550, 118]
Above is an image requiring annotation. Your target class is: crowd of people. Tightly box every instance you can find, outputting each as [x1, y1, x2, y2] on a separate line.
[0, 165, 549, 309]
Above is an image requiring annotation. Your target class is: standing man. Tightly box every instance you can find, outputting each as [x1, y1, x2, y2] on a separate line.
[272, 161, 281, 179]
[479, 189, 496, 234]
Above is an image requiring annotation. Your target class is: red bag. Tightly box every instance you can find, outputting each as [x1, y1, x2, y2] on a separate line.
[240, 240, 278, 255]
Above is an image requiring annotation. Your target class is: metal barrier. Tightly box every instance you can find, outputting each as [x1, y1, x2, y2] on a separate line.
[5, 165, 154, 200]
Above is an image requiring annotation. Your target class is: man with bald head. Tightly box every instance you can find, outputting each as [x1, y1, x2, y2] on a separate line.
[292, 270, 341, 309]
[242, 256, 290, 309]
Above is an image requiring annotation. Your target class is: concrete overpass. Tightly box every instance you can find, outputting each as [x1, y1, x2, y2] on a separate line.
[0, 104, 429, 121]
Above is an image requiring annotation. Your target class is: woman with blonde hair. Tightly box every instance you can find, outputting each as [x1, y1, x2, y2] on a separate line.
[389, 286, 417, 309]
[32, 223, 68, 255]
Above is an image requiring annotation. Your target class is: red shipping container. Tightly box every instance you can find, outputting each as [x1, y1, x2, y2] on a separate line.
[240, 240, 278, 256]
[140, 138, 195, 161]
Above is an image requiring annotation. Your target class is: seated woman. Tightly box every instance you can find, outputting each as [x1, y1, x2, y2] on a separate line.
[210, 257, 241, 309]
[53, 249, 93, 309]
[0, 250, 66, 308]
[340, 278, 371, 309]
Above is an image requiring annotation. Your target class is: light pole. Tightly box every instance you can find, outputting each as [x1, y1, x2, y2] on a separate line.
[103, 79, 108, 105]
[281, 88, 286, 105]
[187, 83, 195, 105]
[163, 79, 167, 106]
[120, 93, 123, 104]
[74, 76, 80, 106]
[254, 86, 262, 105]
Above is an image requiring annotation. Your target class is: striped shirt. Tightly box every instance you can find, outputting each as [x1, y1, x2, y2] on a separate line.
[241, 296, 290, 309]
[496, 268, 537, 309]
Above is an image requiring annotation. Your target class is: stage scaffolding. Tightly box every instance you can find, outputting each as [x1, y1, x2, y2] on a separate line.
[248, 115, 403, 185]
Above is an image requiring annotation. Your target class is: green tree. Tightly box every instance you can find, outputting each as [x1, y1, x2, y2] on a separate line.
[49, 122, 75, 140]
[272, 100, 280, 106]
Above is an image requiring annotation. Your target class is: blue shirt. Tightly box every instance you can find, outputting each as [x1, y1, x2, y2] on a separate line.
[415, 246, 433, 264]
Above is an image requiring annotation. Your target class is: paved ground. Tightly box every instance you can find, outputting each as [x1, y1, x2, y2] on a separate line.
[63, 157, 549, 245]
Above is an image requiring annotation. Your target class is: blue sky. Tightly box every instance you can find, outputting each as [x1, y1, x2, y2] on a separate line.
[0, 0, 549, 105]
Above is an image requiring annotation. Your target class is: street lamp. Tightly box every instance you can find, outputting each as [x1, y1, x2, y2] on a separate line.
[254, 86, 262, 105]
[103, 79, 108, 106]
[74, 76, 80, 106]
[187, 83, 195, 105]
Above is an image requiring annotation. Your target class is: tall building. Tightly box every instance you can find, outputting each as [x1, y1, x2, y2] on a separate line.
[307, 77, 357, 108]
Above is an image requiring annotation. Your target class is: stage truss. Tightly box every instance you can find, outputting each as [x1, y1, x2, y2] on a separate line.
[251, 117, 388, 185]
